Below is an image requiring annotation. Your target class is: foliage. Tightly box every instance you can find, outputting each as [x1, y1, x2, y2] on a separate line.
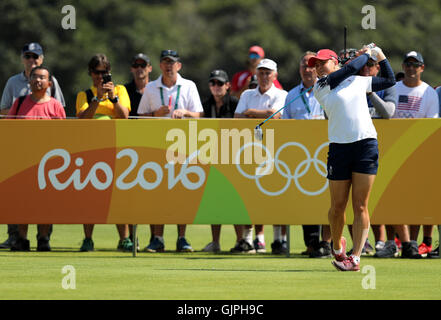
[1, 0, 441, 117]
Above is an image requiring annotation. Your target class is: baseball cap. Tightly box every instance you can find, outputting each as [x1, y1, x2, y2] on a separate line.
[132, 53, 150, 65]
[307, 49, 339, 67]
[403, 51, 424, 64]
[209, 69, 229, 83]
[369, 55, 378, 62]
[249, 75, 258, 88]
[22, 42, 43, 56]
[249, 45, 265, 58]
[160, 49, 180, 62]
[257, 58, 277, 72]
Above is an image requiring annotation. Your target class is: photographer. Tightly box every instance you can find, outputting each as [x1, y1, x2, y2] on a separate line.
[75, 53, 132, 252]
[76, 53, 130, 119]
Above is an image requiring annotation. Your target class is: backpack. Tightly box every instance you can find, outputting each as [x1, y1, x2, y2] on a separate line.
[14, 95, 27, 118]
[85, 89, 94, 104]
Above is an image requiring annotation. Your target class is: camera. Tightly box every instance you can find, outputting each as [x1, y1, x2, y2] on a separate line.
[102, 73, 112, 84]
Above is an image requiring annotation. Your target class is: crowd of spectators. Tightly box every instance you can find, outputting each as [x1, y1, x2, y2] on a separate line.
[0, 42, 439, 258]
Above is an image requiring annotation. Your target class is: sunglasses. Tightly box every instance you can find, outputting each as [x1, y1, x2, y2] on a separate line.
[23, 53, 39, 60]
[404, 61, 423, 68]
[132, 62, 148, 68]
[249, 53, 261, 59]
[91, 69, 108, 75]
[366, 61, 378, 67]
[209, 80, 226, 87]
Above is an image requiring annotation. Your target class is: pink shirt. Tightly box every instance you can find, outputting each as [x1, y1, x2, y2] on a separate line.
[7, 95, 66, 119]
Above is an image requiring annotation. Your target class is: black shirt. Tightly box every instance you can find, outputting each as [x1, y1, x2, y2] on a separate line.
[202, 94, 238, 118]
[124, 80, 144, 117]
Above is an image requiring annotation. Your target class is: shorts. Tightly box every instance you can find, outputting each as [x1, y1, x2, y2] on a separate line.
[327, 138, 378, 180]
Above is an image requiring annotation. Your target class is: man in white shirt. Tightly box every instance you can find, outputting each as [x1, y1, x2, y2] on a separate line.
[138, 50, 203, 119]
[393, 51, 439, 257]
[233, 58, 287, 253]
[138, 50, 203, 253]
[392, 51, 438, 119]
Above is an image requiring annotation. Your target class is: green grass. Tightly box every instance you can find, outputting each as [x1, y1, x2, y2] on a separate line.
[0, 224, 440, 300]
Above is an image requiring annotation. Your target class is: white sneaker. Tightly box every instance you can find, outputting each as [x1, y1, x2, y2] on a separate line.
[202, 241, 221, 252]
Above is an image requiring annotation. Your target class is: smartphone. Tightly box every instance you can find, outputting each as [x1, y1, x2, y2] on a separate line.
[102, 73, 112, 84]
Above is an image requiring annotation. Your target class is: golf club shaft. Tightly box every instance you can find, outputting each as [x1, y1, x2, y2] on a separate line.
[258, 86, 313, 127]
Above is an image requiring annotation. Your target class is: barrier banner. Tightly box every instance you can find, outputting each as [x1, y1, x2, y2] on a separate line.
[0, 119, 440, 224]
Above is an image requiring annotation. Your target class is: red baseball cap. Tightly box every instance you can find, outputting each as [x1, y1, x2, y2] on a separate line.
[307, 49, 339, 67]
[249, 45, 265, 58]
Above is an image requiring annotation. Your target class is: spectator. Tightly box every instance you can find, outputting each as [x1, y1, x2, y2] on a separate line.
[200, 69, 239, 252]
[124, 53, 153, 118]
[0, 42, 65, 249]
[124, 53, 153, 251]
[390, 51, 438, 258]
[395, 72, 405, 82]
[230, 45, 282, 98]
[7, 66, 65, 251]
[281, 51, 331, 257]
[437, 86, 441, 120]
[76, 53, 132, 252]
[232, 58, 287, 253]
[138, 49, 204, 252]
[346, 53, 397, 256]
[248, 75, 258, 89]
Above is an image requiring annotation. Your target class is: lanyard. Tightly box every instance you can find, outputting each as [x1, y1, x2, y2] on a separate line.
[160, 85, 181, 110]
[300, 86, 323, 115]
[300, 87, 311, 113]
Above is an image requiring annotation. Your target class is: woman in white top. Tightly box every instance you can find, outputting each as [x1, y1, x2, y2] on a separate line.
[308, 46, 395, 271]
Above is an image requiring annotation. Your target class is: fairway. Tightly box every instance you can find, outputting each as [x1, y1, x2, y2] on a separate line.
[0, 224, 440, 300]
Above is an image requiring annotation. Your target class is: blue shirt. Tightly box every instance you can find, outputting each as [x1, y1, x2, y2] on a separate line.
[282, 82, 324, 119]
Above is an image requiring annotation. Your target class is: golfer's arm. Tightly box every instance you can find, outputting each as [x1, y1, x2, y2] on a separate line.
[328, 54, 369, 89]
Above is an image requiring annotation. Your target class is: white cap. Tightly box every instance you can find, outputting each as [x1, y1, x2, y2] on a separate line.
[257, 58, 277, 72]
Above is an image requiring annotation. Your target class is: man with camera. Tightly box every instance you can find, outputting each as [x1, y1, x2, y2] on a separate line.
[76, 53, 132, 252]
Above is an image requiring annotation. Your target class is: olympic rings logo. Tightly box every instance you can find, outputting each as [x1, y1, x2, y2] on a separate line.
[235, 141, 329, 197]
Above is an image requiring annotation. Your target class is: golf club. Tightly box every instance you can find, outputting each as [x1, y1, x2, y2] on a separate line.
[254, 86, 313, 141]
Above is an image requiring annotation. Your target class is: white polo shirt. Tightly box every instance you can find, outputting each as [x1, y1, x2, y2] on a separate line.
[235, 84, 288, 114]
[314, 75, 377, 143]
[137, 74, 203, 116]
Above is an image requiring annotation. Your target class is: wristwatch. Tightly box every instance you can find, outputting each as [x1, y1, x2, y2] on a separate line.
[109, 96, 119, 103]
[91, 96, 99, 103]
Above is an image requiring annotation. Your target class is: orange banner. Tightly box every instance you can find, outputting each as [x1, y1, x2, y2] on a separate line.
[0, 119, 440, 224]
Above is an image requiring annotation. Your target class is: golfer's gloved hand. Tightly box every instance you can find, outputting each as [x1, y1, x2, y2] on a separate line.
[371, 47, 385, 61]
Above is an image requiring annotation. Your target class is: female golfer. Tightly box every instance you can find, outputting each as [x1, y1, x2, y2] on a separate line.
[308, 46, 395, 271]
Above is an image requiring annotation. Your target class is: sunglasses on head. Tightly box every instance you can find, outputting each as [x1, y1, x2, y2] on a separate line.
[161, 50, 178, 57]
[132, 62, 148, 68]
[404, 61, 423, 68]
[91, 69, 108, 75]
[209, 80, 225, 87]
[23, 53, 39, 60]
